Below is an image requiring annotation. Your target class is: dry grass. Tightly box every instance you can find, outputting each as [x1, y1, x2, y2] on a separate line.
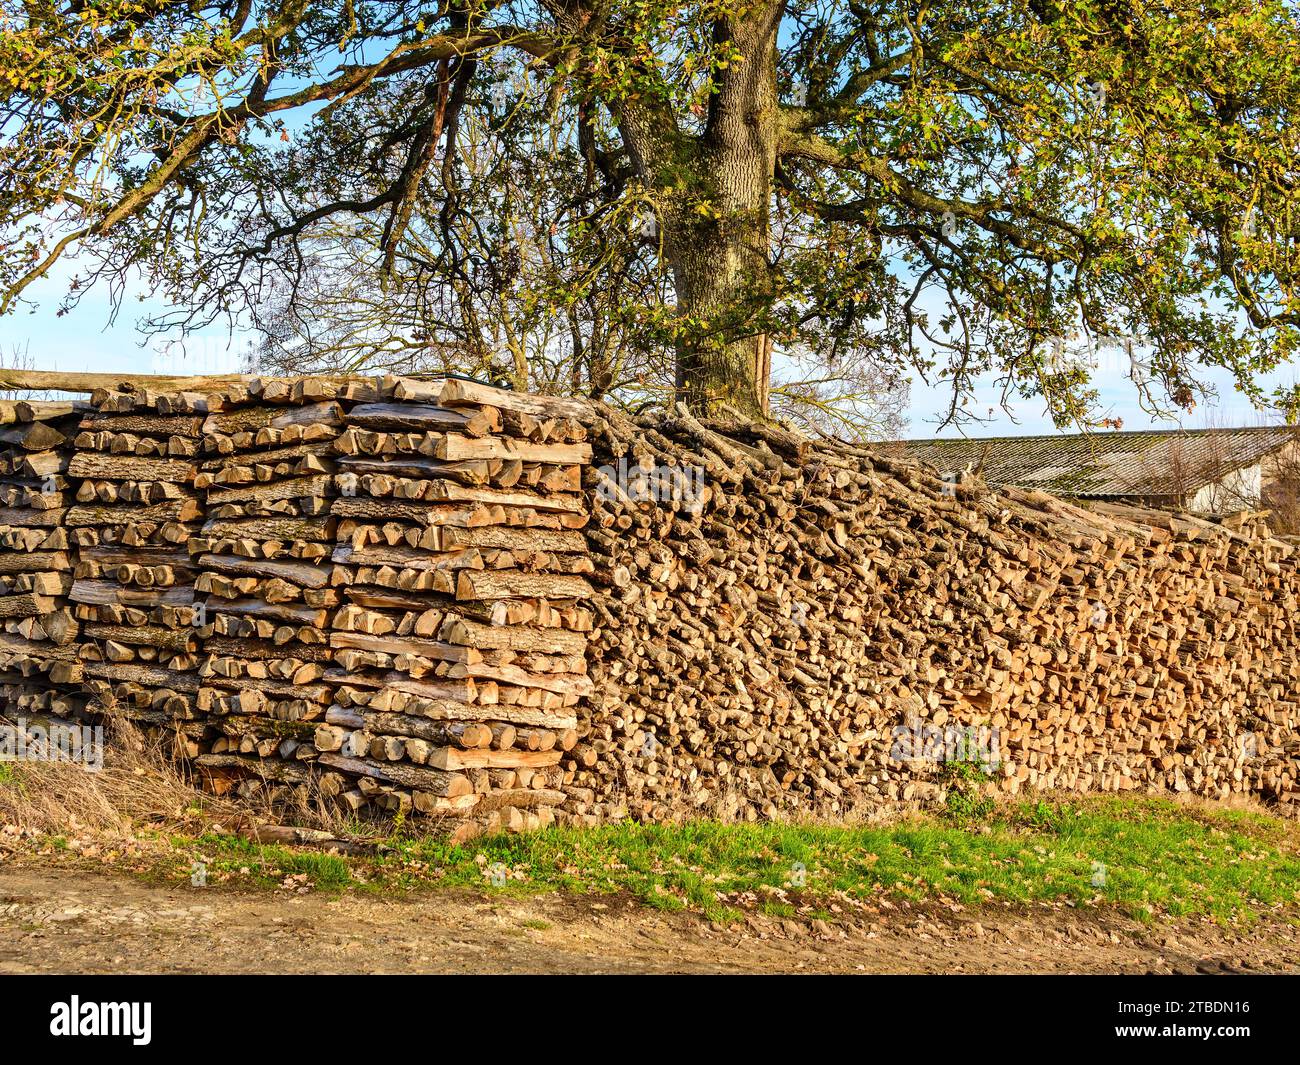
[0, 720, 240, 839]
[0, 718, 387, 848]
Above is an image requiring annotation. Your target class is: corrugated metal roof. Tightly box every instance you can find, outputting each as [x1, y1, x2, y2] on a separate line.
[893, 426, 1298, 498]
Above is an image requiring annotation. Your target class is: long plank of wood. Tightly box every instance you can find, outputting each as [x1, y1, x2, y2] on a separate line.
[341, 588, 449, 612]
[316, 752, 473, 796]
[472, 788, 568, 813]
[70, 579, 194, 607]
[203, 676, 333, 702]
[0, 592, 57, 617]
[455, 662, 592, 696]
[439, 616, 588, 655]
[329, 631, 482, 664]
[198, 553, 331, 589]
[331, 498, 502, 527]
[322, 669, 478, 703]
[0, 506, 66, 527]
[80, 413, 206, 436]
[331, 544, 483, 572]
[83, 662, 200, 692]
[0, 370, 251, 393]
[0, 399, 86, 424]
[67, 500, 201, 525]
[334, 457, 490, 485]
[417, 480, 585, 514]
[395, 377, 592, 421]
[456, 570, 593, 601]
[79, 545, 192, 567]
[194, 752, 313, 783]
[200, 516, 336, 541]
[206, 474, 332, 506]
[333, 679, 577, 728]
[201, 441, 334, 472]
[202, 635, 334, 662]
[83, 623, 196, 651]
[436, 433, 591, 465]
[427, 746, 563, 771]
[204, 400, 345, 434]
[0, 632, 79, 661]
[347, 402, 497, 435]
[323, 706, 491, 747]
[67, 453, 197, 482]
[440, 525, 587, 553]
[205, 599, 329, 625]
[0, 551, 71, 575]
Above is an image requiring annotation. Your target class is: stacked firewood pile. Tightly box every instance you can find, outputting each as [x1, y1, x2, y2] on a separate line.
[0, 400, 85, 721]
[66, 389, 207, 735]
[189, 381, 347, 804]
[576, 407, 1300, 823]
[318, 378, 595, 836]
[6, 370, 1300, 831]
[2, 374, 600, 833]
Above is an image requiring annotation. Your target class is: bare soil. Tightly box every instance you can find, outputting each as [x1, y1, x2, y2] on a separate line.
[1, 865, 1295, 974]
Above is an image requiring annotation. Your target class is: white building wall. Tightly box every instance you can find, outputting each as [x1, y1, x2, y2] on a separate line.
[1189, 463, 1262, 515]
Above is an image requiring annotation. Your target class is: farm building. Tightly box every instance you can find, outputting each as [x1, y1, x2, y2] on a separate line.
[896, 426, 1300, 517]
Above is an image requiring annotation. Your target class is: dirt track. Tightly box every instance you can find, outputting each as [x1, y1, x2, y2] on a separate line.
[1, 866, 1295, 974]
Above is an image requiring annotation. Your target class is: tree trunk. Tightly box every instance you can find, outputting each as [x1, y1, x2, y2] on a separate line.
[618, 2, 783, 420]
[670, 8, 781, 418]
[667, 219, 772, 418]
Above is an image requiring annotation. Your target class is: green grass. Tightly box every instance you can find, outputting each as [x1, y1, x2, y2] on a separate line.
[0, 762, 15, 786]
[158, 797, 1300, 925]
[177, 833, 353, 889]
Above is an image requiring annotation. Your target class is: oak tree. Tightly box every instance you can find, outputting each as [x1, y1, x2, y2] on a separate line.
[2, 0, 1298, 424]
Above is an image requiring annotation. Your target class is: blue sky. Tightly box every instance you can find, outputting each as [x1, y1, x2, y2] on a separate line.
[906, 359, 1293, 439]
[1, 261, 258, 381]
[4, 257, 1295, 439]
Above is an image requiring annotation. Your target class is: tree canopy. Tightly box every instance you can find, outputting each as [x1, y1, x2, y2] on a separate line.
[2, 0, 1298, 430]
